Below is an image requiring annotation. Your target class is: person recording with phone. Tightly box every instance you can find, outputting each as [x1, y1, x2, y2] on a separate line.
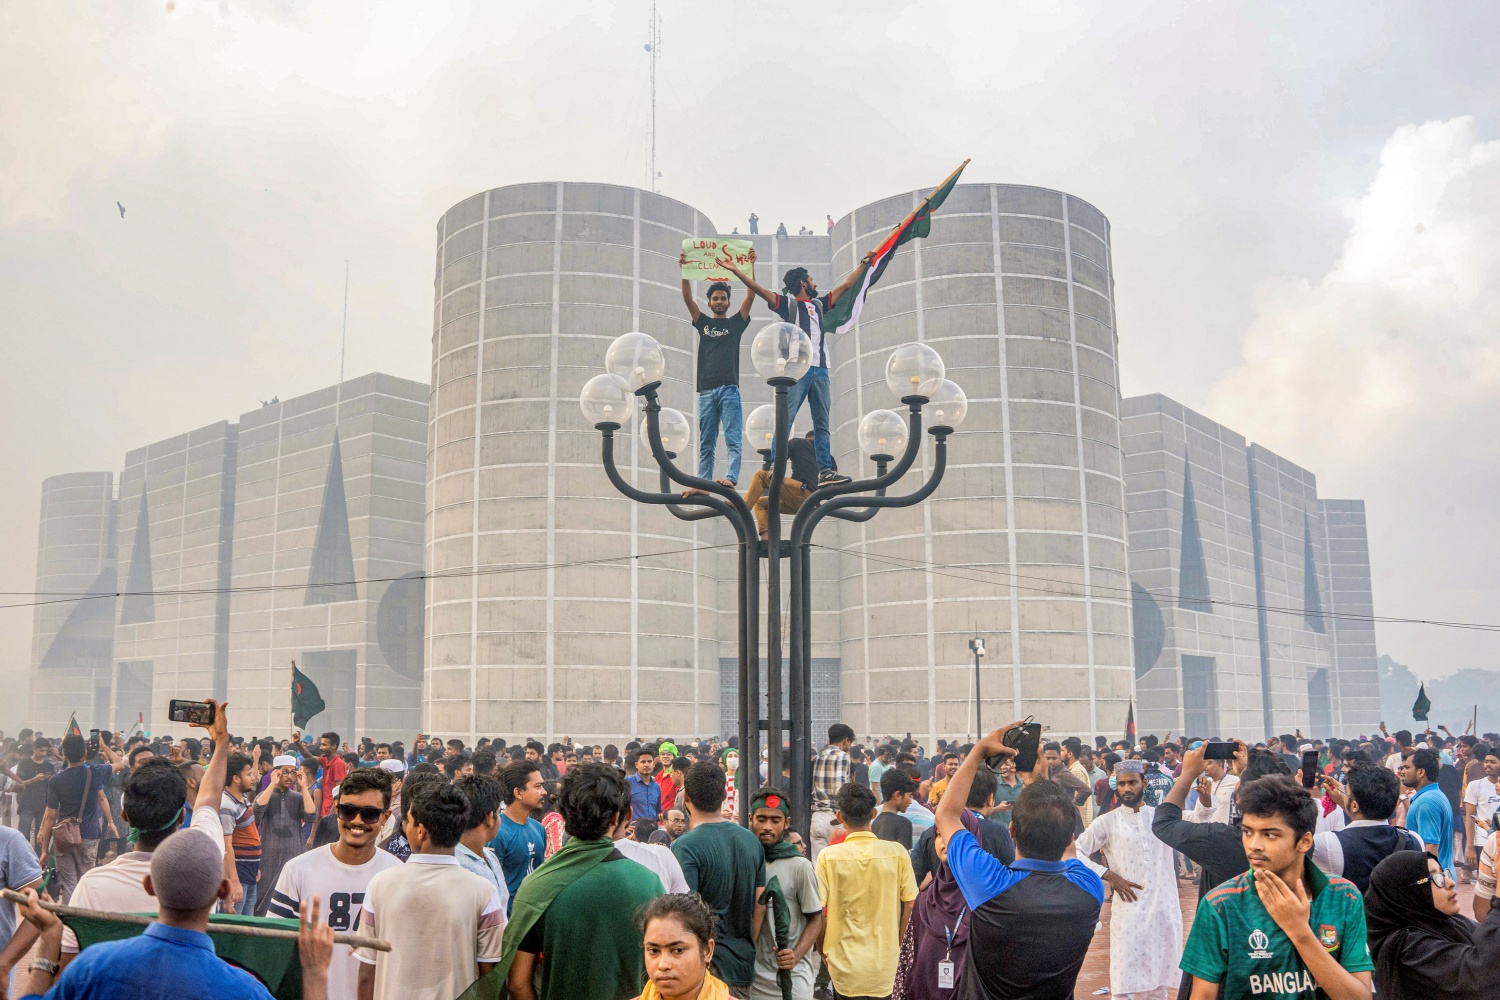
[1151, 740, 1292, 999]
[933, 722, 1103, 999]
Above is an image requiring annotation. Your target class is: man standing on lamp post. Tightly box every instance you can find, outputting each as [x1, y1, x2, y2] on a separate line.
[678, 251, 757, 495]
[719, 252, 876, 487]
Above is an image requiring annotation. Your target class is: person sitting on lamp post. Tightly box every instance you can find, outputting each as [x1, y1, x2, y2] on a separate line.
[742, 430, 818, 542]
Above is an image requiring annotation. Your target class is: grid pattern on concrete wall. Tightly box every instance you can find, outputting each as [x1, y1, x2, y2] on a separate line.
[828, 183, 1132, 742]
[1121, 395, 1265, 741]
[227, 373, 427, 740]
[113, 423, 238, 733]
[1247, 444, 1331, 736]
[29, 472, 117, 733]
[1319, 499, 1380, 733]
[427, 182, 722, 742]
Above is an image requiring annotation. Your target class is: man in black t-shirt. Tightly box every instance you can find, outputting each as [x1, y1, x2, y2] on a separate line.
[13, 740, 57, 848]
[679, 253, 755, 491]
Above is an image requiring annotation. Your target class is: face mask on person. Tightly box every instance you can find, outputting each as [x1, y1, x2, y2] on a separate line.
[1108, 776, 1117, 791]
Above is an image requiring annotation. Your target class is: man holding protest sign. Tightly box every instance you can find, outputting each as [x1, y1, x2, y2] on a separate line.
[679, 246, 757, 491]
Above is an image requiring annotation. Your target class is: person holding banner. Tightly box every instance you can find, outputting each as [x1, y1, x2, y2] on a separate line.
[678, 251, 757, 492]
[718, 253, 875, 486]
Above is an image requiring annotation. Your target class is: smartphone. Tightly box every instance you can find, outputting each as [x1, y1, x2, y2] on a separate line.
[990, 720, 1043, 774]
[88, 728, 99, 742]
[1203, 741, 1237, 760]
[1301, 749, 1320, 789]
[168, 699, 216, 726]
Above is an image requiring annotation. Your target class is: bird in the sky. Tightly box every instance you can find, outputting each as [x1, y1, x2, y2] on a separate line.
[117, 202, 125, 218]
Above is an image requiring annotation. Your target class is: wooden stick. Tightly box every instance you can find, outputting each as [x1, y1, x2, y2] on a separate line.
[0, 888, 391, 952]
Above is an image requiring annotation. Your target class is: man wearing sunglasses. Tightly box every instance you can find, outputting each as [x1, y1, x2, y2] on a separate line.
[266, 768, 401, 1000]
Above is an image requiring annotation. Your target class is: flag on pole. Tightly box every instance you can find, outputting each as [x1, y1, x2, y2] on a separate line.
[1124, 701, 1137, 743]
[65, 712, 82, 739]
[292, 662, 325, 730]
[1412, 683, 1431, 723]
[822, 159, 970, 338]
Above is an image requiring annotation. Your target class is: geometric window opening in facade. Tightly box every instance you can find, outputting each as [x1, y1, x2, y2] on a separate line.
[1303, 513, 1326, 634]
[119, 487, 156, 625]
[1131, 582, 1164, 678]
[305, 431, 359, 605]
[40, 566, 118, 670]
[1177, 458, 1213, 612]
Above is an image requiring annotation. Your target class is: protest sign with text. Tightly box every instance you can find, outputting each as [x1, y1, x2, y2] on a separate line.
[680, 237, 755, 281]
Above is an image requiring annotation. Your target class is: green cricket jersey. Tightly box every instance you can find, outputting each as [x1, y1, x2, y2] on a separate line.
[1180, 858, 1373, 999]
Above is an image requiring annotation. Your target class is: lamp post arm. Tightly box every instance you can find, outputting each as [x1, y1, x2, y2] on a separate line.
[658, 467, 735, 522]
[637, 390, 757, 525]
[795, 433, 949, 544]
[602, 427, 739, 522]
[790, 402, 924, 539]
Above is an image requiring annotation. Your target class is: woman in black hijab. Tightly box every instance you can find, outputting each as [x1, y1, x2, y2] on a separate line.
[1365, 850, 1500, 998]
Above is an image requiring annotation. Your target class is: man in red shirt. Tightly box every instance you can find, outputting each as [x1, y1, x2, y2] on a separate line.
[315, 732, 346, 818]
[654, 742, 679, 814]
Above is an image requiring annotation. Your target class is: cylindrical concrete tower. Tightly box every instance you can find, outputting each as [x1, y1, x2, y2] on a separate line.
[427, 183, 722, 742]
[29, 472, 117, 733]
[830, 184, 1132, 740]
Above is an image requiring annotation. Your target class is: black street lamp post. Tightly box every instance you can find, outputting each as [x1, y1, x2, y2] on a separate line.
[582, 329, 967, 832]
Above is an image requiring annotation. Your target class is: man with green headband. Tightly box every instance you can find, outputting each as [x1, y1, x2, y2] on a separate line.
[56, 698, 232, 967]
[748, 787, 822, 1000]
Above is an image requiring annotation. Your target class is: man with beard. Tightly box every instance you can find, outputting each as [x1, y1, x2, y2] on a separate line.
[1401, 747, 1454, 873]
[1075, 760, 1182, 1000]
[268, 768, 402, 1000]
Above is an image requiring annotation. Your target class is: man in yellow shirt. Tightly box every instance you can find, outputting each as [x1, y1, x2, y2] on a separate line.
[814, 782, 918, 999]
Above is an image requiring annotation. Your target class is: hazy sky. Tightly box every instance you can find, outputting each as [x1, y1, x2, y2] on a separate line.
[3, 1, 1497, 729]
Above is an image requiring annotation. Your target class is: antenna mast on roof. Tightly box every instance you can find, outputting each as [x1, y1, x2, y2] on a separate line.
[646, 0, 662, 193]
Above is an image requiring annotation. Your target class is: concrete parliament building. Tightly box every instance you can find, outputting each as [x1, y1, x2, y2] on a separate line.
[29, 180, 1382, 744]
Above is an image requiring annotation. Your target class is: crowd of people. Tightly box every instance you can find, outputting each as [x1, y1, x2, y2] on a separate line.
[1, 707, 1498, 1000]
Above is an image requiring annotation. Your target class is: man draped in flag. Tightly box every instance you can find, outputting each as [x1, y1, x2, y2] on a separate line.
[720, 160, 968, 485]
[719, 253, 870, 486]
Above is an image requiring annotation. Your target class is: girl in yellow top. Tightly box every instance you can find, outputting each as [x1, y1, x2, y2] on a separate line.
[634, 893, 730, 1000]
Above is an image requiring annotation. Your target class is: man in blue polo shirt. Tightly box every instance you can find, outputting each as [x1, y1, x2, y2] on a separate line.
[627, 748, 662, 822]
[12, 826, 336, 1000]
[935, 724, 1103, 999]
[1401, 747, 1454, 874]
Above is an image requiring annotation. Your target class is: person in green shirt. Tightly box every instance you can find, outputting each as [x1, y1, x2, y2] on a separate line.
[1181, 775, 1374, 1000]
[671, 761, 766, 993]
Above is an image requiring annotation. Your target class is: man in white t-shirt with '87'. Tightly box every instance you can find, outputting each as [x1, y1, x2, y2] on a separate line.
[267, 767, 402, 1000]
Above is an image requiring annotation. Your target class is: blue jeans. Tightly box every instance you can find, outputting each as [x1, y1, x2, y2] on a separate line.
[697, 384, 743, 484]
[235, 862, 259, 915]
[785, 366, 833, 470]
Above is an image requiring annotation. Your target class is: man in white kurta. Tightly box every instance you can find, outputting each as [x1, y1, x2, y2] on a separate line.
[1076, 760, 1183, 1000]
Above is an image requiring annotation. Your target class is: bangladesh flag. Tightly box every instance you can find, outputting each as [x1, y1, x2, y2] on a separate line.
[822, 159, 970, 337]
[1412, 682, 1431, 722]
[62, 912, 305, 999]
[292, 663, 326, 730]
[1124, 700, 1137, 743]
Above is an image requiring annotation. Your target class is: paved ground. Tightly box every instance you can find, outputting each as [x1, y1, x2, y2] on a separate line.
[1072, 874, 1480, 998]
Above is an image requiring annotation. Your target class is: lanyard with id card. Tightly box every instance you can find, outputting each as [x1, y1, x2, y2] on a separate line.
[938, 908, 966, 989]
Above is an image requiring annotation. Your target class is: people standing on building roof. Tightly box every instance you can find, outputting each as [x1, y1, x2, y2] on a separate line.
[748, 212, 758, 235]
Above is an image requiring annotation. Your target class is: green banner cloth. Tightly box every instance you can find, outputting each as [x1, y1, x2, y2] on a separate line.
[60, 913, 303, 1000]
